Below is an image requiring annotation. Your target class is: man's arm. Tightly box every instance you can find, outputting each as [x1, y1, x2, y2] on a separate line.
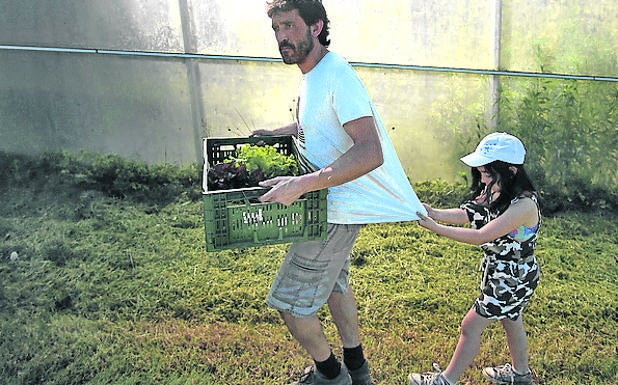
[259, 116, 383, 205]
[251, 123, 297, 137]
[308, 116, 383, 188]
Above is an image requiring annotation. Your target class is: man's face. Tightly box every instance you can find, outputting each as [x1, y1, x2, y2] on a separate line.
[271, 9, 314, 65]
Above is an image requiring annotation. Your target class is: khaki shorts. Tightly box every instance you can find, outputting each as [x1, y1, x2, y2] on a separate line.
[266, 224, 362, 318]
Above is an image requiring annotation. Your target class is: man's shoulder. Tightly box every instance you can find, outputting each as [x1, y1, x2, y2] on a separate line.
[318, 52, 361, 83]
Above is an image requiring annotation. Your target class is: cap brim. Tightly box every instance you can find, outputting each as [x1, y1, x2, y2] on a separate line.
[460, 153, 493, 167]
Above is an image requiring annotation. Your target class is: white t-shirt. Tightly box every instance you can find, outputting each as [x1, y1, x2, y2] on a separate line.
[296, 52, 426, 224]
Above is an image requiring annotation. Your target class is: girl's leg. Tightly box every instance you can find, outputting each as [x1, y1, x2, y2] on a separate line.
[501, 315, 531, 374]
[442, 308, 492, 383]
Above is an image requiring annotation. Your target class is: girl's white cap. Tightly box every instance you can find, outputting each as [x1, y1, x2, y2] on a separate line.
[460, 132, 526, 167]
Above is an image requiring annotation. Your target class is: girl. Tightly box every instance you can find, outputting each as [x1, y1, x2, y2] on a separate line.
[409, 132, 541, 385]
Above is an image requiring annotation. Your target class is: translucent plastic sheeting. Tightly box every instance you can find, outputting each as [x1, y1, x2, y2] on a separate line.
[0, 50, 198, 164]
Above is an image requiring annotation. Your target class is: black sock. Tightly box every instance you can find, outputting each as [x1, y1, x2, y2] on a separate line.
[315, 351, 341, 380]
[343, 344, 366, 371]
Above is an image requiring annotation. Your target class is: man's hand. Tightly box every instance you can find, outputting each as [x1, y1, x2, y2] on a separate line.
[250, 129, 274, 137]
[250, 123, 297, 138]
[258, 176, 305, 206]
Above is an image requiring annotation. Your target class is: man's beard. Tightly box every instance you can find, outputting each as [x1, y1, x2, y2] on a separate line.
[279, 29, 314, 64]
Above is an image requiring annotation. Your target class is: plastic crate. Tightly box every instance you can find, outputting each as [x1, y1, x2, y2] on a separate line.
[202, 136, 327, 251]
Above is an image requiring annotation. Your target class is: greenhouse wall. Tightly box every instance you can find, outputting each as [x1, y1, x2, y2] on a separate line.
[0, 0, 616, 182]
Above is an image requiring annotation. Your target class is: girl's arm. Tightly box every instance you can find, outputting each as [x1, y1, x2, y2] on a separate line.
[417, 198, 538, 245]
[423, 204, 469, 225]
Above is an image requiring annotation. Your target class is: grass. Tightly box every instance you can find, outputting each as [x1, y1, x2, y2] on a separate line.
[0, 152, 616, 385]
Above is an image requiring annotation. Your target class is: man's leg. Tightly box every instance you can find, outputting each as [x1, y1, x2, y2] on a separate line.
[266, 225, 361, 382]
[329, 288, 371, 385]
[328, 290, 361, 348]
[282, 311, 332, 362]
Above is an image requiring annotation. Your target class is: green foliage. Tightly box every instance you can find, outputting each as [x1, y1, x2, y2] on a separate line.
[0, 158, 616, 385]
[412, 179, 468, 208]
[496, 51, 618, 214]
[0, 150, 202, 205]
[231, 144, 298, 179]
[207, 144, 299, 190]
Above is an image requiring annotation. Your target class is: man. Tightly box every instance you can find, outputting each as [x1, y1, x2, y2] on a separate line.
[254, 1, 424, 384]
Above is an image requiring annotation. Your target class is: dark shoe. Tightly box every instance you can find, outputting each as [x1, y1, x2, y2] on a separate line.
[291, 365, 352, 385]
[346, 360, 372, 385]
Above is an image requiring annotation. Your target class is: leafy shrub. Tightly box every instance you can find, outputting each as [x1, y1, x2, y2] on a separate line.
[496, 49, 617, 214]
[412, 179, 468, 209]
[432, 76, 616, 214]
[0, 151, 202, 205]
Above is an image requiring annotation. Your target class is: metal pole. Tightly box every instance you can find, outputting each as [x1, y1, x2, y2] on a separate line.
[488, 0, 502, 130]
[2, 45, 616, 82]
[178, 0, 206, 163]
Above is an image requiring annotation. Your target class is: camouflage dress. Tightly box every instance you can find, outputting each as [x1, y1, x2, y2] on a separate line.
[461, 193, 541, 320]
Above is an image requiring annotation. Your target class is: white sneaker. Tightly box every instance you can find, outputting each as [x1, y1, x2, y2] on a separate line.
[408, 363, 454, 385]
[483, 363, 532, 385]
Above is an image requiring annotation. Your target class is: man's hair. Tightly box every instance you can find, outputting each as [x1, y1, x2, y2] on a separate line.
[266, 0, 330, 47]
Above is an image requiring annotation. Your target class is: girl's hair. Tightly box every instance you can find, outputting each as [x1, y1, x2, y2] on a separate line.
[467, 161, 536, 212]
[266, 0, 331, 47]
